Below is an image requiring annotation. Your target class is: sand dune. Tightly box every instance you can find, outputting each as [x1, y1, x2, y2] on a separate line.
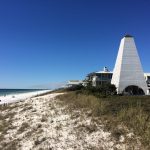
[0, 93, 141, 150]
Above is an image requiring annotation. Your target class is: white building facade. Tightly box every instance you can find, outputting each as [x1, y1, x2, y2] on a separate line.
[111, 35, 148, 95]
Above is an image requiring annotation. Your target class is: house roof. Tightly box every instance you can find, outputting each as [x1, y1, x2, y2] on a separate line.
[95, 71, 113, 74]
[144, 73, 150, 76]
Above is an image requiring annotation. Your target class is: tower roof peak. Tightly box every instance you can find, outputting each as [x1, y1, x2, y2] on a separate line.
[124, 34, 133, 38]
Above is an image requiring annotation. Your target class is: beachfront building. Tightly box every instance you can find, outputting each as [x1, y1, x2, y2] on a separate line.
[85, 68, 150, 94]
[85, 67, 113, 86]
[144, 73, 150, 92]
[111, 35, 148, 95]
[67, 80, 83, 87]
[67, 35, 150, 95]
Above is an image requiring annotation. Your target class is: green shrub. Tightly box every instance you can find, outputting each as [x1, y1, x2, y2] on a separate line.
[66, 84, 84, 91]
[83, 83, 116, 97]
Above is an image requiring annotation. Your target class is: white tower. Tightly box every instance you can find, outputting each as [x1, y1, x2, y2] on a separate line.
[111, 35, 148, 95]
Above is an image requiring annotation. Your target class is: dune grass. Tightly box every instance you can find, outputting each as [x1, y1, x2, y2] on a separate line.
[57, 92, 150, 148]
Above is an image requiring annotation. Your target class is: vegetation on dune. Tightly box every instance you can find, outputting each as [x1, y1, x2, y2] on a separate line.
[56, 84, 150, 149]
[0, 84, 150, 148]
[65, 83, 116, 97]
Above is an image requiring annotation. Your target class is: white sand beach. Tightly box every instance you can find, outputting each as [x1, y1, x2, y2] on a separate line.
[0, 92, 141, 150]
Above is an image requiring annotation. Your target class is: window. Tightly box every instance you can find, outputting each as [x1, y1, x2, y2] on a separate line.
[147, 76, 150, 80]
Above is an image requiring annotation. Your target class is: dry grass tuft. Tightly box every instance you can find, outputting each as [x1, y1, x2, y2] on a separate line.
[34, 137, 46, 146]
[41, 115, 48, 122]
[57, 92, 150, 148]
[18, 122, 30, 133]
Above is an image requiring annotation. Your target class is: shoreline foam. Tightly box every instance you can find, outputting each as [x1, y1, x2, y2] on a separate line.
[0, 90, 51, 105]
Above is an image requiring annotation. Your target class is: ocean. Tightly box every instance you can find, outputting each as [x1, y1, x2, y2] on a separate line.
[0, 89, 46, 96]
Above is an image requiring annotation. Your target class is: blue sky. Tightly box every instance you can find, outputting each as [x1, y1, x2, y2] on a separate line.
[0, 0, 150, 89]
